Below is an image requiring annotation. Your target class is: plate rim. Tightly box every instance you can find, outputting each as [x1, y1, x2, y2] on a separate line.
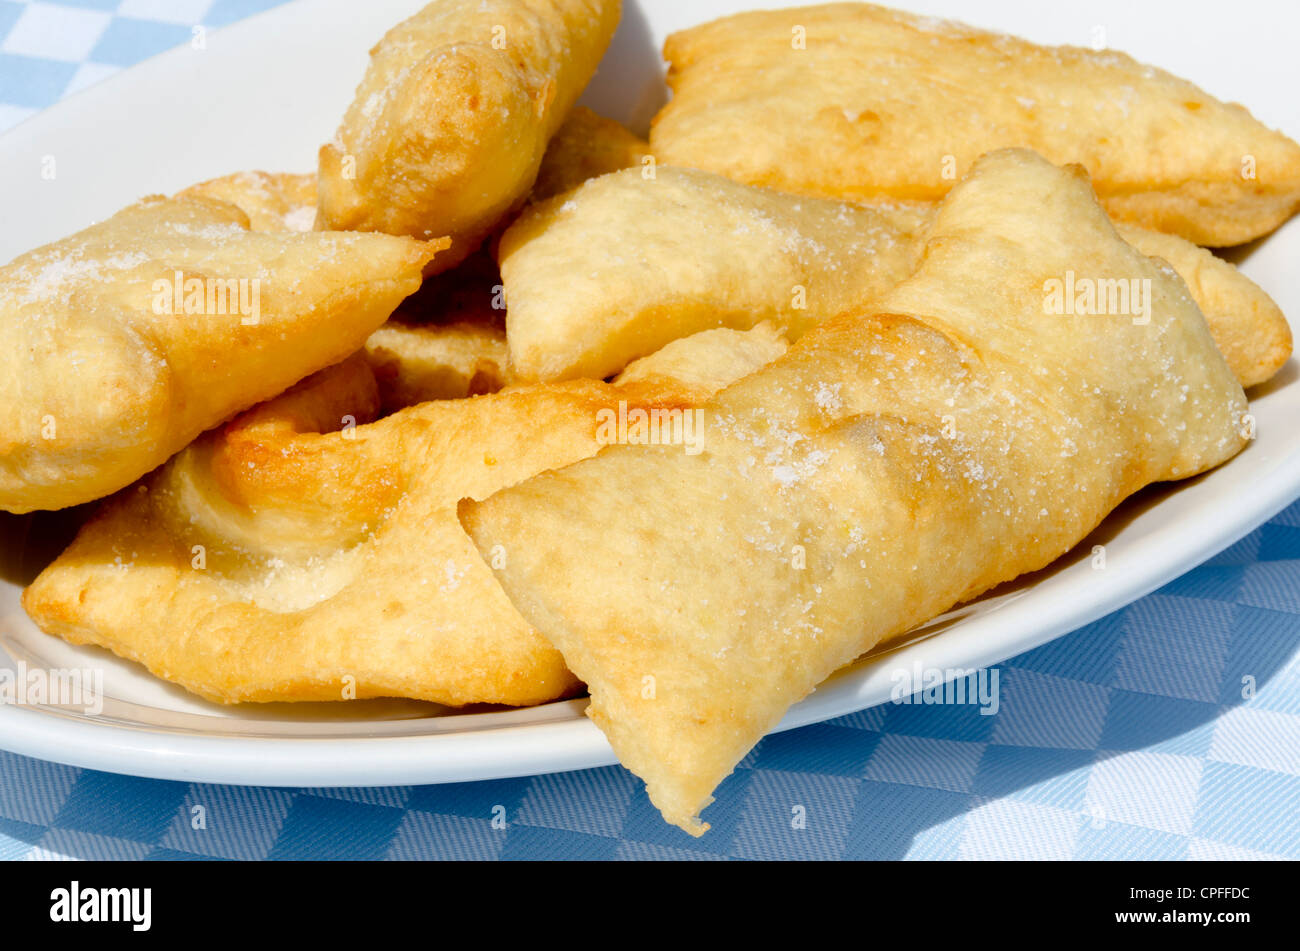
[2, 444, 1295, 787]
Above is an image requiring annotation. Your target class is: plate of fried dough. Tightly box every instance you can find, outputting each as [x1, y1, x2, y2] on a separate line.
[2, 0, 1299, 836]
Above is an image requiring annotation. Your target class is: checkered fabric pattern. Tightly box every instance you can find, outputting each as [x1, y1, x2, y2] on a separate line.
[2, 0, 1299, 861]
[0, 0, 293, 135]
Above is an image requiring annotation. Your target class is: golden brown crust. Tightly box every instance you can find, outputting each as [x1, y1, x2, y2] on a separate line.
[178, 171, 317, 232]
[650, 2, 1300, 246]
[461, 150, 1250, 833]
[501, 165, 1290, 388]
[23, 326, 782, 706]
[316, 0, 621, 269]
[500, 166, 927, 382]
[613, 322, 789, 388]
[0, 194, 443, 513]
[365, 319, 510, 409]
[1116, 224, 1292, 387]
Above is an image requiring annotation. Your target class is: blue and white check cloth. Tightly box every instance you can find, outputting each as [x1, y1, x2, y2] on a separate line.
[1, 0, 1298, 861]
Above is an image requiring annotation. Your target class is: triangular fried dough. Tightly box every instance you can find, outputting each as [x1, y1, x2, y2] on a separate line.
[178, 173, 514, 407]
[650, 2, 1300, 246]
[22, 327, 783, 706]
[1, 194, 443, 513]
[460, 150, 1250, 833]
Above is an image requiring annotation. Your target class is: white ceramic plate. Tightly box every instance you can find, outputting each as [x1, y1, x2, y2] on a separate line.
[2, 0, 1298, 787]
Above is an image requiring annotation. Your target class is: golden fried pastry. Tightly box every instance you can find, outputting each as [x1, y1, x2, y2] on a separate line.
[316, 0, 621, 269]
[1113, 225, 1291, 388]
[501, 166, 928, 382]
[532, 106, 648, 201]
[178, 171, 317, 232]
[460, 150, 1251, 833]
[0, 194, 442, 514]
[23, 326, 782, 706]
[365, 319, 509, 409]
[500, 166, 1290, 387]
[181, 174, 515, 405]
[613, 322, 788, 388]
[650, 3, 1300, 246]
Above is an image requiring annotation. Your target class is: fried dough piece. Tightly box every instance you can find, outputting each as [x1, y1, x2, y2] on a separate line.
[182, 174, 514, 405]
[460, 150, 1250, 833]
[650, 3, 1300, 246]
[365, 320, 509, 408]
[0, 195, 442, 514]
[179, 172, 317, 232]
[501, 166, 928, 382]
[532, 106, 648, 201]
[1113, 225, 1291, 388]
[184, 171, 510, 404]
[362, 244, 510, 409]
[613, 323, 788, 388]
[501, 166, 1290, 387]
[22, 327, 780, 706]
[379, 106, 644, 339]
[316, 0, 621, 269]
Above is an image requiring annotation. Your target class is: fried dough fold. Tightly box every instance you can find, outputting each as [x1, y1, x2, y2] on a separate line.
[1113, 225, 1290, 389]
[1, 194, 442, 513]
[501, 166, 1290, 387]
[185, 170, 516, 406]
[650, 2, 1300, 246]
[22, 327, 782, 706]
[460, 150, 1250, 833]
[179, 172, 317, 233]
[364, 319, 509, 408]
[613, 322, 789, 389]
[317, 0, 621, 268]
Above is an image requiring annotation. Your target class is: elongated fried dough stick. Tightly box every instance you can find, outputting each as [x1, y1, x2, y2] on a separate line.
[461, 150, 1250, 833]
[650, 2, 1300, 246]
[501, 166, 927, 382]
[317, 0, 621, 270]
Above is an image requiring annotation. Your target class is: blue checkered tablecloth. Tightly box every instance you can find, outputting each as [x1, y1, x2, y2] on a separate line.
[2, 0, 1298, 861]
